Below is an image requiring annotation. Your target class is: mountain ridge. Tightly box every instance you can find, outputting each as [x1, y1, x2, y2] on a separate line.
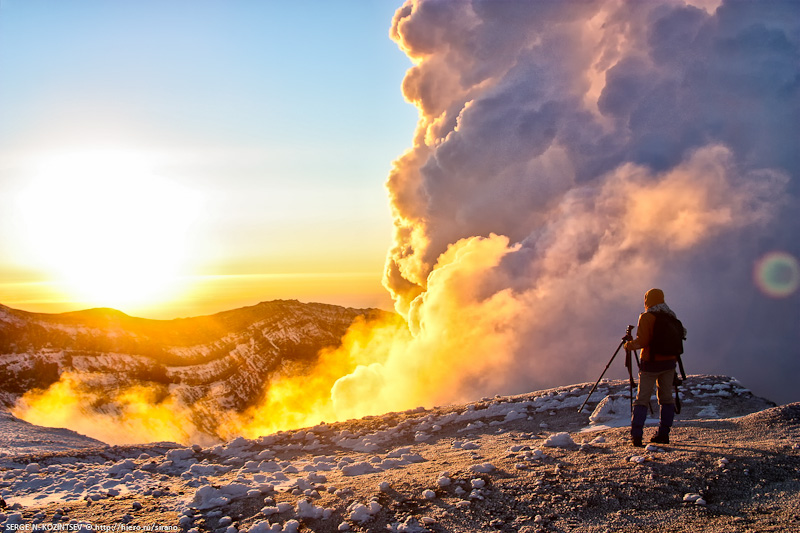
[0, 299, 387, 346]
[0, 300, 396, 440]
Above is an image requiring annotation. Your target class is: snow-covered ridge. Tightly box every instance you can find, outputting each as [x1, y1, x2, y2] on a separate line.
[0, 305, 27, 329]
[1, 374, 789, 532]
[0, 301, 388, 437]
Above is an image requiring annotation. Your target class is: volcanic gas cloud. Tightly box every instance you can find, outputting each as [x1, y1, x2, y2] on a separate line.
[339, 0, 800, 415]
[244, 0, 800, 435]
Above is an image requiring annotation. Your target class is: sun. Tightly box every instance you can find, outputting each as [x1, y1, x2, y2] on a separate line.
[16, 148, 203, 311]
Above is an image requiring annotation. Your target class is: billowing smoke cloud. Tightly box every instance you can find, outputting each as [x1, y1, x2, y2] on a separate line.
[374, 0, 799, 404]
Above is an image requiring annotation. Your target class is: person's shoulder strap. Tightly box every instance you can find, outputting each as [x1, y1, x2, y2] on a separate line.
[677, 355, 687, 380]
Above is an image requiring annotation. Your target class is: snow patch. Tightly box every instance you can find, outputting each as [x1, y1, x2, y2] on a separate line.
[543, 432, 576, 448]
[347, 501, 382, 523]
[469, 463, 495, 474]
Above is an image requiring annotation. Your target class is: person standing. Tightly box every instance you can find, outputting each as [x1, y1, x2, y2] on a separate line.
[624, 288, 686, 447]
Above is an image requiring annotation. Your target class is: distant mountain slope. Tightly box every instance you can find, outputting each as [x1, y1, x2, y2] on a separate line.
[0, 410, 106, 456]
[0, 300, 391, 438]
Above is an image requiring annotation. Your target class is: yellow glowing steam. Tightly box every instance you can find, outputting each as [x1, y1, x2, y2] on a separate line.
[13, 372, 202, 445]
[227, 235, 521, 439]
[228, 236, 521, 437]
[229, 314, 410, 439]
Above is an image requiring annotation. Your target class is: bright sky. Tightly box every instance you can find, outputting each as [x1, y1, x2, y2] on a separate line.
[0, 0, 417, 318]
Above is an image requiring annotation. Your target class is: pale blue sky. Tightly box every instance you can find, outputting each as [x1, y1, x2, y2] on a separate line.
[0, 0, 417, 316]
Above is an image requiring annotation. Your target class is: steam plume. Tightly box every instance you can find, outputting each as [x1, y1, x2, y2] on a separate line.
[13, 372, 208, 445]
[377, 0, 799, 403]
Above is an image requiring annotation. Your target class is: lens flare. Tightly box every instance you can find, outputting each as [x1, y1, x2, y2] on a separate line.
[754, 251, 800, 298]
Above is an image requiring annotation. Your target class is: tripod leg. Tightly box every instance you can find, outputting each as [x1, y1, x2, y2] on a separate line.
[578, 339, 625, 413]
[629, 381, 633, 414]
[625, 349, 635, 414]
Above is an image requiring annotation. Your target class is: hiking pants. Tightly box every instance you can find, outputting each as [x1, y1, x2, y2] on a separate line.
[635, 368, 675, 407]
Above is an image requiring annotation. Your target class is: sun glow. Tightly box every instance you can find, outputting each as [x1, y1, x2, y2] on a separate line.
[15, 149, 203, 311]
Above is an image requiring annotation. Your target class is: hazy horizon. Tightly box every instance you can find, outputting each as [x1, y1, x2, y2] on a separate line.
[0, 0, 414, 319]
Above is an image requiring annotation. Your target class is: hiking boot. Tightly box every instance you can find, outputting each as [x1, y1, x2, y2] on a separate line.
[630, 404, 647, 447]
[650, 433, 670, 445]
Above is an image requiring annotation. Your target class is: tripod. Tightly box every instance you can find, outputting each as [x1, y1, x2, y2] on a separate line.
[578, 325, 634, 413]
[624, 343, 641, 414]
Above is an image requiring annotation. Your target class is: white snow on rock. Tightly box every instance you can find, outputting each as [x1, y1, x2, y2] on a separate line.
[516, 448, 547, 462]
[165, 447, 195, 464]
[193, 483, 251, 510]
[387, 517, 429, 532]
[683, 493, 707, 505]
[188, 462, 230, 477]
[502, 410, 527, 423]
[697, 405, 720, 418]
[469, 463, 495, 473]
[588, 395, 629, 427]
[296, 499, 329, 519]
[247, 520, 300, 533]
[347, 501, 382, 523]
[386, 446, 413, 458]
[543, 432, 576, 448]
[340, 461, 378, 476]
[459, 421, 485, 432]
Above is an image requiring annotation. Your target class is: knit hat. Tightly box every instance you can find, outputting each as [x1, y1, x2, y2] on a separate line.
[644, 288, 665, 309]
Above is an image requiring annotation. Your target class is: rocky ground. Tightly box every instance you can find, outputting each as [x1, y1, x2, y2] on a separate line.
[1, 375, 798, 533]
